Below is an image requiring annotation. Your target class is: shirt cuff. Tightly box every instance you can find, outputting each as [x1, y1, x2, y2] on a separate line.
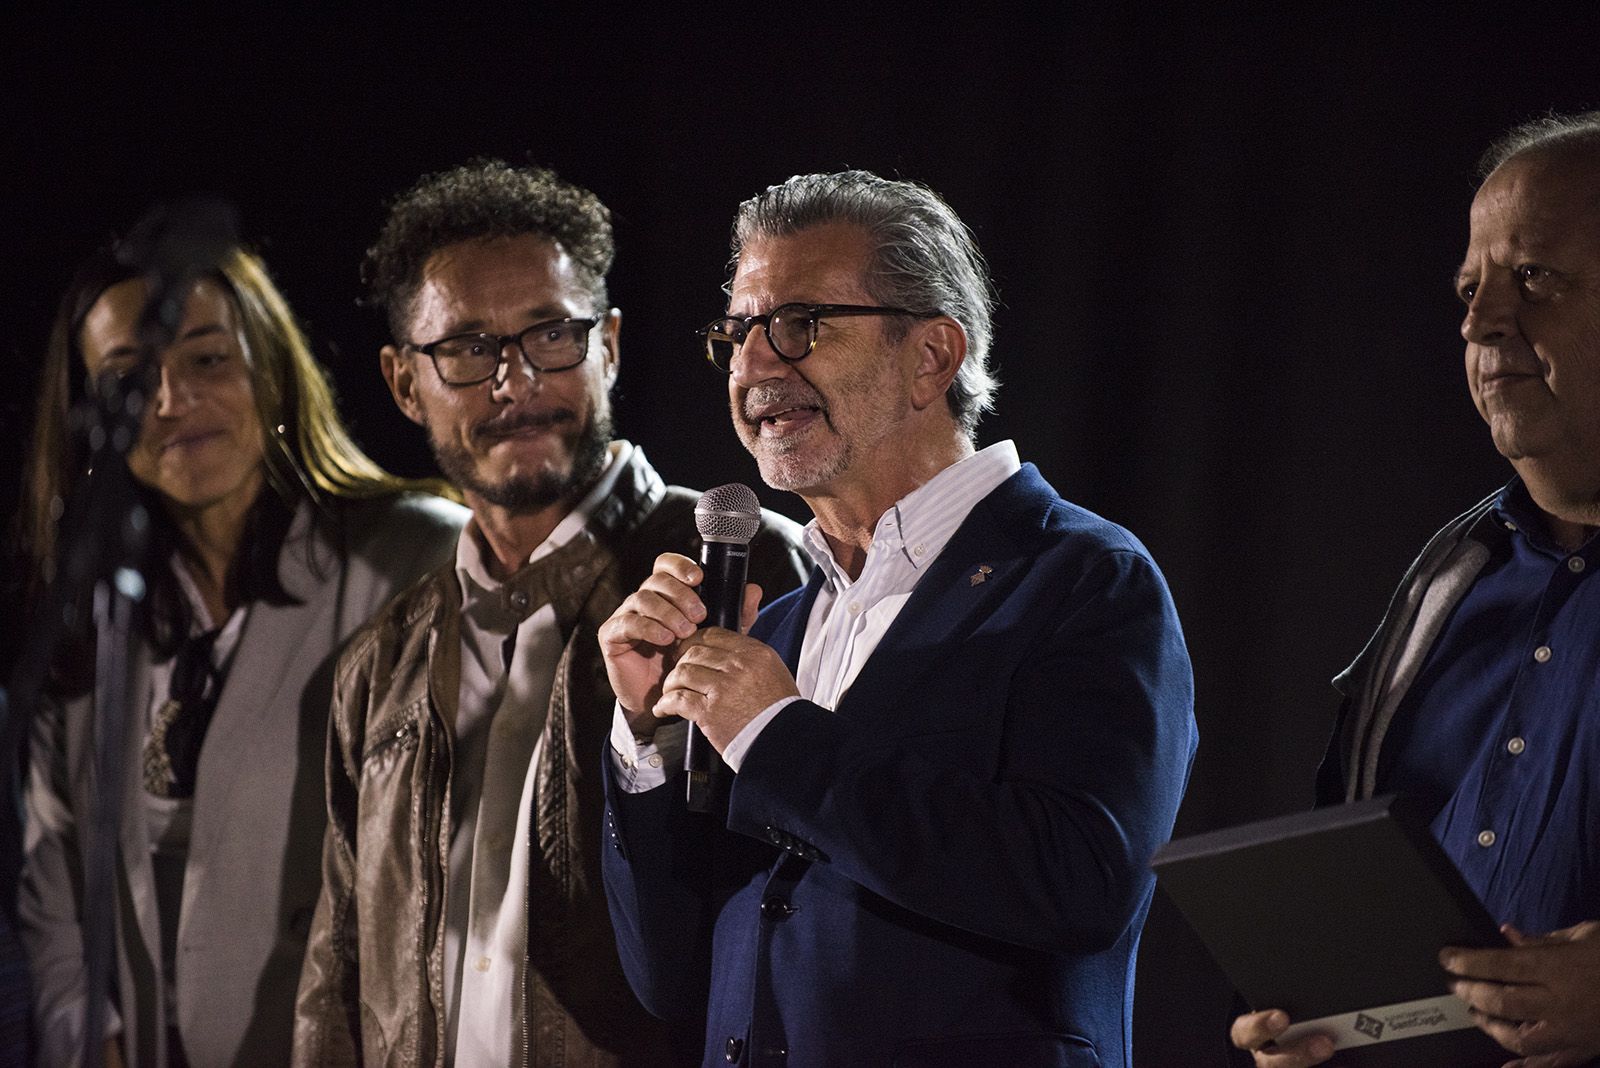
[608, 703, 687, 794]
[721, 696, 803, 773]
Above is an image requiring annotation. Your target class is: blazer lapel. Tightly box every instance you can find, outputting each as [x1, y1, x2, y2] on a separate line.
[187, 504, 344, 861]
[758, 569, 825, 673]
[833, 467, 1052, 733]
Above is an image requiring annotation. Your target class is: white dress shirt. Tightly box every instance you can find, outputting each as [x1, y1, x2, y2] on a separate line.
[612, 440, 1021, 790]
[445, 441, 631, 1068]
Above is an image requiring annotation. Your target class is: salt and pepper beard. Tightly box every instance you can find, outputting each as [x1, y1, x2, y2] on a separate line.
[429, 403, 614, 511]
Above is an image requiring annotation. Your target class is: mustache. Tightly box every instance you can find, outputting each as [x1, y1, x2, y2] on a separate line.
[472, 407, 578, 441]
[740, 382, 827, 423]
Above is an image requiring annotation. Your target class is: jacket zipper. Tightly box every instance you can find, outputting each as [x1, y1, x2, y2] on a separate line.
[361, 718, 419, 763]
[421, 715, 450, 1066]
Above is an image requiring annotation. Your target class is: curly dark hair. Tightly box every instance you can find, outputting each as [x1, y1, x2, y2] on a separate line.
[364, 159, 615, 340]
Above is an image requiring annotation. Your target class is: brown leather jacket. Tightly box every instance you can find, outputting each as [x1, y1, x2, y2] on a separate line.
[293, 450, 807, 1067]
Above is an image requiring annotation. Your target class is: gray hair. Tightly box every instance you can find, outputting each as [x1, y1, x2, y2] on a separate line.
[731, 171, 998, 437]
[1478, 110, 1600, 180]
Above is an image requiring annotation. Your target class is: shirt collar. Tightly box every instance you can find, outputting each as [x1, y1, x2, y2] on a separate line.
[1490, 476, 1600, 559]
[455, 440, 632, 600]
[800, 439, 1022, 587]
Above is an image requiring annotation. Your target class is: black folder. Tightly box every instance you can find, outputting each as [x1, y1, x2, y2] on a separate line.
[1151, 795, 1508, 1067]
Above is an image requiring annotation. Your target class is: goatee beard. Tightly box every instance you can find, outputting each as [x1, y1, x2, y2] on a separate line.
[433, 407, 614, 511]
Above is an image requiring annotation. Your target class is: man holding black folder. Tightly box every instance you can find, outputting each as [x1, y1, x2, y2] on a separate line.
[1233, 114, 1600, 1066]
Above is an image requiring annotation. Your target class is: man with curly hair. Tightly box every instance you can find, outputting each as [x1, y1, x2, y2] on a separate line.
[292, 161, 807, 1068]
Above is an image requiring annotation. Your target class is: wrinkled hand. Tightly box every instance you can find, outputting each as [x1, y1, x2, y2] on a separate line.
[656, 628, 799, 752]
[1441, 920, 1600, 1067]
[1229, 1010, 1335, 1067]
[598, 552, 762, 741]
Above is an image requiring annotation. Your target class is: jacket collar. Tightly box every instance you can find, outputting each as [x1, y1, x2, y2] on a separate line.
[762, 464, 1054, 727]
[275, 495, 342, 603]
[422, 442, 669, 732]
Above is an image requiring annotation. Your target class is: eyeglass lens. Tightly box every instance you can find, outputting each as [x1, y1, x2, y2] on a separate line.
[705, 305, 815, 370]
[432, 320, 592, 383]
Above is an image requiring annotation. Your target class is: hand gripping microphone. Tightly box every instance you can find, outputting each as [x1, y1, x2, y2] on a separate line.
[686, 484, 762, 812]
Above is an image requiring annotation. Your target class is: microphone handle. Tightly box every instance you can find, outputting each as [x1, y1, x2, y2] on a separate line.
[686, 539, 748, 812]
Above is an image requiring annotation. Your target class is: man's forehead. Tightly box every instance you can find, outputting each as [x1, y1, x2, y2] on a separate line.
[729, 222, 876, 307]
[420, 233, 572, 287]
[1471, 153, 1600, 242]
[410, 233, 589, 326]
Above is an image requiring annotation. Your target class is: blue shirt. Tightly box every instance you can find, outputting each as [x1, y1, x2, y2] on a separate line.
[1378, 480, 1600, 933]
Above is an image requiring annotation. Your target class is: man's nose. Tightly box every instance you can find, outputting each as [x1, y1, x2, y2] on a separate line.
[490, 341, 541, 394]
[1461, 273, 1519, 345]
[729, 324, 788, 387]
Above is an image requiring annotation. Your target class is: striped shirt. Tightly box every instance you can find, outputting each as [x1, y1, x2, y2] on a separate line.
[721, 440, 1021, 770]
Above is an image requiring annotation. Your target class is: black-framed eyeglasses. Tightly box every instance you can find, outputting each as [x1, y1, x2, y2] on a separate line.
[407, 317, 600, 385]
[698, 303, 940, 373]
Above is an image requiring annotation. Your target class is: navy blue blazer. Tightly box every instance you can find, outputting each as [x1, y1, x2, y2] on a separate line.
[602, 464, 1197, 1068]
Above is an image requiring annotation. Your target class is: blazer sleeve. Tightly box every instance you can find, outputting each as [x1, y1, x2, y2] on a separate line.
[600, 753, 725, 1023]
[291, 659, 366, 1068]
[17, 691, 111, 1067]
[727, 545, 1197, 955]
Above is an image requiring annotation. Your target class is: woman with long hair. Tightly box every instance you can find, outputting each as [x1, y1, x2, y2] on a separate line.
[16, 231, 464, 1068]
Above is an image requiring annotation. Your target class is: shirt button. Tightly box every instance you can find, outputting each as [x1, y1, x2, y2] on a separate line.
[1569, 556, 1587, 573]
[913, 545, 926, 557]
[1504, 520, 1518, 532]
[646, 754, 663, 768]
[475, 956, 491, 972]
[509, 590, 530, 611]
[1506, 736, 1526, 755]
[848, 602, 861, 616]
[1534, 645, 1552, 663]
[1477, 829, 1496, 848]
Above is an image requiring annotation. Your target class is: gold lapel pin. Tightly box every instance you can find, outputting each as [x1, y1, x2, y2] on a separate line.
[969, 564, 993, 586]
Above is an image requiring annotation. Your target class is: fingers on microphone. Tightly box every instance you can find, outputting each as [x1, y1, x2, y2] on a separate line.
[637, 572, 707, 630]
[654, 685, 706, 722]
[601, 613, 675, 651]
[637, 585, 708, 638]
[606, 597, 691, 647]
[652, 552, 704, 586]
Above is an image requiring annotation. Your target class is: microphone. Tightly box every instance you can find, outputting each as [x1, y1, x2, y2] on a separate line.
[686, 483, 761, 812]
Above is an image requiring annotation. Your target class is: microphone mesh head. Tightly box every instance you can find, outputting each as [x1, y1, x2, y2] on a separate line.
[695, 483, 761, 544]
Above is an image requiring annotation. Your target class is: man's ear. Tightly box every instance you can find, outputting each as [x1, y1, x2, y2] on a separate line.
[600, 307, 621, 387]
[380, 344, 427, 427]
[909, 317, 968, 412]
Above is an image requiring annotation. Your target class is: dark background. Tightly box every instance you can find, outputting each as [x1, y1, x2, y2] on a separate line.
[4, 7, 1595, 1064]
